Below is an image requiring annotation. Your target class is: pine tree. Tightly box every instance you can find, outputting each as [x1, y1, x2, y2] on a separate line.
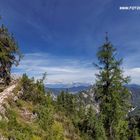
[95, 35, 131, 139]
[0, 24, 22, 85]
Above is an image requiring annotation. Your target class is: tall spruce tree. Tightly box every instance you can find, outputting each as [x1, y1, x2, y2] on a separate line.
[95, 35, 131, 139]
[0, 24, 22, 85]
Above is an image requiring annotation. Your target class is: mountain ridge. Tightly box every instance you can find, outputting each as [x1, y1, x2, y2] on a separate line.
[46, 84, 140, 110]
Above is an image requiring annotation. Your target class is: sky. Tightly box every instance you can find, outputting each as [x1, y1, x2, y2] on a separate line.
[0, 0, 140, 86]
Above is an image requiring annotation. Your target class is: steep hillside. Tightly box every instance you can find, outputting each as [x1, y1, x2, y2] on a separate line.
[0, 77, 140, 140]
[127, 85, 140, 107]
[0, 76, 82, 140]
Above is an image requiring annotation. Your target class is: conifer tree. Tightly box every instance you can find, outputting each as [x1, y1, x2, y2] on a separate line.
[0, 24, 22, 85]
[95, 35, 131, 139]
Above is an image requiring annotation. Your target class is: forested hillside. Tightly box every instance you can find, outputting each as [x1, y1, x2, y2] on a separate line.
[0, 74, 139, 140]
[0, 21, 140, 140]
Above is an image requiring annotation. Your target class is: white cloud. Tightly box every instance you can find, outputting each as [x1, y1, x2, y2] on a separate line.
[12, 53, 97, 84]
[124, 68, 140, 84]
[12, 53, 140, 85]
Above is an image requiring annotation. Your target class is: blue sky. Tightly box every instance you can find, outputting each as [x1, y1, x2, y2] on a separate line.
[0, 0, 140, 85]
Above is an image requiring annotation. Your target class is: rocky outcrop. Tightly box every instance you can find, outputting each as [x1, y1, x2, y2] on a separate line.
[0, 84, 17, 119]
[20, 108, 37, 121]
[0, 135, 8, 140]
[78, 87, 100, 113]
[0, 84, 16, 105]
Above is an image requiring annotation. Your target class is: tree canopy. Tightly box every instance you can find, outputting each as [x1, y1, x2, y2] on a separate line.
[95, 36, 131, 139]
[0, 24, 22, 85]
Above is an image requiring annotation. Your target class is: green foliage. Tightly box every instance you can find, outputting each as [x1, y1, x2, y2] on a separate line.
[114, 120, 129, 140]
[20, 74, 46, 104]
[51, 121, 64, 140]
[57, 91, 77, 116]
[78, 107, 107, 140]
[0, 108, 33, 140]
[35, 104, 54, 132]
[0, 24, 22, 85]
[10, 74, 68, 140]
[95, 38, 131, 139]
[128, 116, 140, 139]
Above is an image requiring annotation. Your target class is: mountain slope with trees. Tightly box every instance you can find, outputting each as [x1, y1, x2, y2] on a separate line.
[0, 21, 140, 140]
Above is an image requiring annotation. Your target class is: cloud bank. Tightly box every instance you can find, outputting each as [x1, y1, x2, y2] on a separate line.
[12, 53, 97, 85]
[12, 53, 140, 85]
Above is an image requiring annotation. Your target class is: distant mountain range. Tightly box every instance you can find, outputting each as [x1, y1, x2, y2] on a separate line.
[46, 83, 140, 117]
[46, 83, 91, 95]
[46, 85, 91, 95]
[46, 83, 140, 108]
[46, 82, 91, 88]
